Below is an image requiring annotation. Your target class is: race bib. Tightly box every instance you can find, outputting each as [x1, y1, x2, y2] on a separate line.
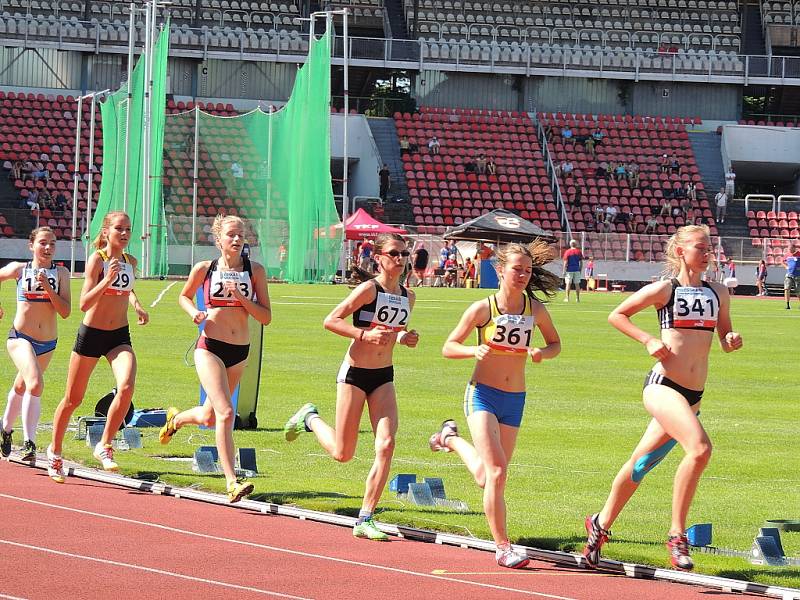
[673, 286, 718, 329]
[103, 261, 134, 296]
[370, 292, 410, 331]
[488, 313, 535, 353]
[209, 269, 253, 307]
[21, 267, 58, 300]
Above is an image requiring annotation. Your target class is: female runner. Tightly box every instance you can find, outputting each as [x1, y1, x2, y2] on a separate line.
[283, 233, 419, 541]
[582, 225, 743, 571]
[428, 240, 561, 568]
[160, 215, 271, 503]
[47, 212, 148, 481]
[0, 227, 70, 462]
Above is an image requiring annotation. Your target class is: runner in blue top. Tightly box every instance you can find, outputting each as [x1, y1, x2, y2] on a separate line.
[783, 243, 800, 309]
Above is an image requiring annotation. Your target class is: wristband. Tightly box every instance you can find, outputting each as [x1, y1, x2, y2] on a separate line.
[359, 329, 365, 341]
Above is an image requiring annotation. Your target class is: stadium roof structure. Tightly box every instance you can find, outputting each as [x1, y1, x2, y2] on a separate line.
[444, 208, 556, 244]
[343, 208, 409, 240]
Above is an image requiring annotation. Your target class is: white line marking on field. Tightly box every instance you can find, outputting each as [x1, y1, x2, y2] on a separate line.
[0, 593, 29, 600]
[150, 281, 178, 308]
[0, 539, 309, 599]
[0, 494, 576, 599]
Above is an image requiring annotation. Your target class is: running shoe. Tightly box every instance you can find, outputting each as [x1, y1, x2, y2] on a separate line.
[0, 429, 11, 459]
[666, 533, 694, 571]
[428, 419, 459, 453]
[496, 543, 530, 569]
[227, 479, 254, 503]
[582, 513, 611, 569]
[159, 406, 180, 445]
[46, 445, 65, 483]
[352, 518, 389, 541]
[93, 442, 119, 472]
[20, 440, 36, 463]
[283, 403, 318, 442]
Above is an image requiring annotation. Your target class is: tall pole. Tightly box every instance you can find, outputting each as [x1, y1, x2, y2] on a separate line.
[341, 10, 350, 278]
[190, 105, 200, 266]
[141, 0, 156, 277]
[266, 103, 274, 273]
[84, 91, 102, 263]
[123, 3, 136, 213]
[69, 94, 84, 275]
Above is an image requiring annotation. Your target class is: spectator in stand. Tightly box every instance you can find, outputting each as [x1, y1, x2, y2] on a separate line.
[783, 245, 800, 309]
[32, 161, 48, 182]
[595, 161, 609, 179]
[486, 157, 497, 176]
[686, 181, 697, 203]
[617, 211, 634, 233]
[475, 154, 487, 176]
[614, 163, 627, 181]
[55, 191, 68, 212]
[10, 160, 22, 180]
[561, 160, 574, 178]
[670, 153, 681, 175]
[443, 254, 458, 287]
[680, 195, 692, 217]
[584, 136, 596, 157]
[605, 204, 618, 224]
[626, 162, 638, 185]
[428, 136, 440, 155]
[378, 163, 391, 203]
[572, 186, 583, 208]
[399, 135, 410, 155]
[594, 204, 606, 224]
[714, 187, 728, 223]
[756, 259, 768, 297]
[660, 154, 670, 174]
[561, 125, 573, 142]
[464, 158, 477, 174]
[21, 159, 33, 181]
[606, 161, 615, 178]
[544, 125, 554, 143]
[724, 164, 736, 197]
[231, 161, 244, 178]
[592, 127, 604, 144]
[644, 213, 658, 234]
[660, 197, 673, 217]
[39, 189, 54, 211]
[562, 239, 583, 303]
[685, 207, 696, 225]
[25, 190, 40, 211]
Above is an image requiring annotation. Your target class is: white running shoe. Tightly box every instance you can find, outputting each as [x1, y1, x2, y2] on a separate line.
[46, 445, 66, 483]
[496, 543, 530, 569]
[93, 443, 119, 472]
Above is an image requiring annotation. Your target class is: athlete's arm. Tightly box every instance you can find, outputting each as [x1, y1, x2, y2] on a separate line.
[79, 252, 116, 312]
[323, 281, 392, 346]
[0, 261, 23, 282]
[232, 261, 271, 326]
[712, 282, 742, 353]
[46, 265, 71, 319]
[442, 300, 490, 360]
[608, 280, 672, 359]
[398, 288, 419, 348]
[529, 302, 561, 363]
[126, 256, 149, 325]
[179, 261, 211, 323]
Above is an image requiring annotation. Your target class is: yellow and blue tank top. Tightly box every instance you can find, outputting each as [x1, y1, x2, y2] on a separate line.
[97, 250, 134, 296]
[477, 293, 535, 354]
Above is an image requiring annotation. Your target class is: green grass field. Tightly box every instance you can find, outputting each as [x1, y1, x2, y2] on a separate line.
[2, 279, 798, 588]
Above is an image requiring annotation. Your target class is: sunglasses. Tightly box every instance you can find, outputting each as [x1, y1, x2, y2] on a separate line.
[380, 250, 410, 258]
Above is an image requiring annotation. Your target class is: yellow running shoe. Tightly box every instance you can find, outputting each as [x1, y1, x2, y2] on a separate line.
[227, 479, 254, 503]
[159, 407, 180, 445]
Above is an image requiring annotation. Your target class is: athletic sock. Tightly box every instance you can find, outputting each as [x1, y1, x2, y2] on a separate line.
[304, 411, 319, 432]
[21, 392, 41, 443]
[356, 510, 372, 525]
[2, 389, 23, 433]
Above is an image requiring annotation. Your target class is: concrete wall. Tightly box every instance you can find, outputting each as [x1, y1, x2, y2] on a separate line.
[721, 125, 800, 182]
[331, 113, 381, 198]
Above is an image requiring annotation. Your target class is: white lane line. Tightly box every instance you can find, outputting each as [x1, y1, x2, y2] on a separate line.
[149, 281, 178, 308]
[0, 593, 29, 600]
[0, 494, 577, 600]
[0, 539, 310, 599]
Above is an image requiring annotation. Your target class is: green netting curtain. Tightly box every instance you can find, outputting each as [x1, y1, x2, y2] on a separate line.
[93, 24, 169, 275]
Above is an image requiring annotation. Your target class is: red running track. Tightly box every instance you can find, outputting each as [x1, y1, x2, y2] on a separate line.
[0, 460, 765, 600]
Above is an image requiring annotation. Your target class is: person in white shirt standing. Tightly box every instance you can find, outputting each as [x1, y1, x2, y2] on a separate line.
[714, 187, 728, 224]
[724, 165, 736, 197]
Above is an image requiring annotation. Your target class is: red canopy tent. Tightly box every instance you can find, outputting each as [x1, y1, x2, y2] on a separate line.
[343, 208, 408, 240]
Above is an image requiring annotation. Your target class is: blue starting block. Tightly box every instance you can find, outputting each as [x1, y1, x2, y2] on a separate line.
[407, 482, 436, 506]
[424, 477, 446, 500]
[389, 473, 416, 494]
[122, 427, 142, 449]
[687, 523, 712, 547]
[86, 423, 106, 448]
[751, 528, 787, 567]
[76, 416, 106, 441]
[193, 446, 220, 474]
[236, 447, 258, 474]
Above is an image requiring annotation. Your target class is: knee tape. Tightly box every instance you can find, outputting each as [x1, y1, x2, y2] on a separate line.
[631, 438, 677, 483]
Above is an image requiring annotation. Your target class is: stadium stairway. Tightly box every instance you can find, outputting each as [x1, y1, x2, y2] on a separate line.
[689, 132, 726, 197]
[742, 2, 766, 56]
[383, 0, 410, 40]
[367, 116, 413, 224]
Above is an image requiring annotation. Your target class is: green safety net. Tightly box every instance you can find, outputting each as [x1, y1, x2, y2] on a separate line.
[160, 30, 340, 282]
[93, 24, 169, 276]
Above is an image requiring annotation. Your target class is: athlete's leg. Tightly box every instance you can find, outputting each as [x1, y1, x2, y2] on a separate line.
[308, 382, 366, 462]
[564, 276, 572, 301]
[443, 429, 486, 487]
[50, 353, 99, 454]
[467, 410, 517, 545]
[20, 351, 54, 444]
[193, 349, 245, 485]
[7, 338, 44, 396]
[360, 383, 398, 513]
[597, 416, 673, 530]
[101, 346, 136, 445]
[643, 389, 710, 536]
[173, 399, 216, 429]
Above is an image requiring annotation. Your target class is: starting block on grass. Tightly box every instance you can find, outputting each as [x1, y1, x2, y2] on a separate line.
[407, 482, 436, 506]
[751, 528, 787, 567]
[235, 447, 258, 478]
[113, 427, 142, 451]
[86, 423, 106, 448]
[391, 475, 469, 512]
[193, 446, 220, 474]
[76, 416, 106, 441]
[424, 477, 446, 500]
[687, 523, 712, 547]
[389, 473, 417, 494]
